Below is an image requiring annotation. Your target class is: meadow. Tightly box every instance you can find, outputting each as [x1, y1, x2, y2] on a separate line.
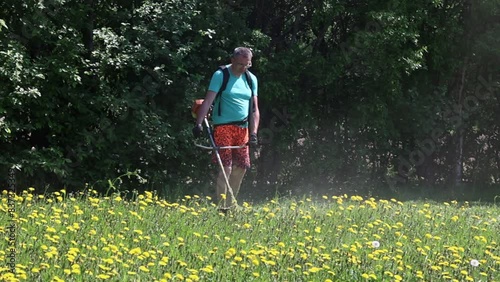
[0, 188, 499, 282]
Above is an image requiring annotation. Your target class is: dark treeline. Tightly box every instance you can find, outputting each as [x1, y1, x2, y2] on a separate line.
[0, 0, 498, 201]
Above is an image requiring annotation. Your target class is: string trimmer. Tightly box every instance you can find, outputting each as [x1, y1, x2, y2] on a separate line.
[191, 99, 243, 208]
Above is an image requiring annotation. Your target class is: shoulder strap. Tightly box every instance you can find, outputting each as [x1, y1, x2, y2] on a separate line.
[244, 71, 254, 97]
[216, 65, 230, 116]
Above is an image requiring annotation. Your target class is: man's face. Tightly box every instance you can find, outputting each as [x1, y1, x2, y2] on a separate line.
[231, 55, 252, 75]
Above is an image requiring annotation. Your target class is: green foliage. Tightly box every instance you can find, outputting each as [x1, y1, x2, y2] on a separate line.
[0, 0, 498, 200]
[0, 19, 6, 30]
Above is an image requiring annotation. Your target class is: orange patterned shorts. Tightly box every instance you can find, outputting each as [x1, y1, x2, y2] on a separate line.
[213, 125, 250, 168]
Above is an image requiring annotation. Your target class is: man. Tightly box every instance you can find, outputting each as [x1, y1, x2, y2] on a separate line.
[193, 47, 260, 210]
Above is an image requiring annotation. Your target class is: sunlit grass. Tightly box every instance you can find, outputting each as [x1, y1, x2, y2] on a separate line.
[1, 189, 499, 281]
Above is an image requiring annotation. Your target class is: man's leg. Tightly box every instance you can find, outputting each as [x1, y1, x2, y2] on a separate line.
[226, 126, 250, 208]
[227, 166, 246, 206]
[216, 166, 232, 208]
[213, 125, 249, 209]
[216, 166, 246, 208]
[213, 125, 233, 208]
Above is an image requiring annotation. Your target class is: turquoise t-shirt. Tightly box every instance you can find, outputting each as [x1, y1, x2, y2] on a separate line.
[208, 65, 258, 126]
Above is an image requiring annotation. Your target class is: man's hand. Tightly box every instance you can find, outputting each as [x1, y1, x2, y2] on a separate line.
[192, 124, 204, 138]
[249, 133, 258, 147]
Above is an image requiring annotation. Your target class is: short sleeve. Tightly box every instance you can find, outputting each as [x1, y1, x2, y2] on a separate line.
[208, 69, 224, 93]
[251, 73, 258, 96]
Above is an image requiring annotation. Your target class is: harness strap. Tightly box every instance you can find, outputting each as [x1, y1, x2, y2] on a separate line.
[213, 117, 248, 128]
[215, 66, 254, 117]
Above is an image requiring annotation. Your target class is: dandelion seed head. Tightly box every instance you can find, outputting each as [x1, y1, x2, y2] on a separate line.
[372, 241, 380, 248]
[470, 259, 480, 267]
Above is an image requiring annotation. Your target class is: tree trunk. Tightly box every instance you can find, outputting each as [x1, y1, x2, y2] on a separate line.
[82, 0, 94, 58]
[453, 59, 468, 191]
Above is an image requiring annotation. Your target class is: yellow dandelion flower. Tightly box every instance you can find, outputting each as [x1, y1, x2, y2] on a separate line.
[51, 276, 65, 282]
[224, 248, 237, 258]
[129, 247, 141, 255]
[309, 267, 321, 273]
[430, 265, 441, 271]
[266, 212, 276, 218]
[71, 266, 81, 274]
[97, 274, 111, 279]
[139, 266, 149, 272]
[98, 264, 111, 271]
[102, 258, 114, 264]
[201, 265, 214, 273]
[264, 260, 276, 266]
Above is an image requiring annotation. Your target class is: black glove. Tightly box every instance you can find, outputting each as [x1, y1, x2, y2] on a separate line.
[192, 124, 204, 138]
[249, 133, 258, 147]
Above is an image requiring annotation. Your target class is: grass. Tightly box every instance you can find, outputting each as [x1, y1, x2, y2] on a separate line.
[1, 188, 499, 281]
